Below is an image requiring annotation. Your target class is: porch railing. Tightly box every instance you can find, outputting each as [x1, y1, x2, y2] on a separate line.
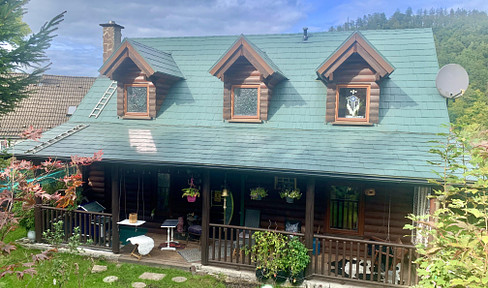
[207, 223, 417, 287]
[311, 234, 417, 287]
[34, 205, 113, 249]
[208, 223, 304, 269]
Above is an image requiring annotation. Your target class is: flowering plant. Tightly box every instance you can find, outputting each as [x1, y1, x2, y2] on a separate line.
[250, 187, 267, 200]
[279, 188, 302, 200]
[181, 177, 200, 198]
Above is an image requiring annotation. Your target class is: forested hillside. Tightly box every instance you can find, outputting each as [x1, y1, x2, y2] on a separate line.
[330, 8, 488, 128]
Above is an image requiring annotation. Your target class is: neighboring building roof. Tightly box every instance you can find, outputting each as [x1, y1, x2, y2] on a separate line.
[0, 74, 95, 139]
[15, 28, 449, 183]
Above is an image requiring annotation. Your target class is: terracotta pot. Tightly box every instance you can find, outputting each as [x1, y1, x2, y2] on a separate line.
[187, 195, 197, 202]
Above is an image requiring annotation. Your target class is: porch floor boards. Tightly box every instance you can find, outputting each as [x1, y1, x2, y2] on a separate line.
[118, 231, 200, 270]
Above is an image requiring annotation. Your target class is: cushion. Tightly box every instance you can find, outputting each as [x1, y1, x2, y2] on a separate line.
[188, 224, 202, 235]
[285, 221, 301, 233]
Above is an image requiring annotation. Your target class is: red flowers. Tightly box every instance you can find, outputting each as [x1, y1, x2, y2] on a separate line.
[19, 125, 43, 141]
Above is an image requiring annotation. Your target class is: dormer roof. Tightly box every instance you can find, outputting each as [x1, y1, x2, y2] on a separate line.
[209, 35, 285, 81]
[99, 39, 184, 80]
[316, 31, 395, 82]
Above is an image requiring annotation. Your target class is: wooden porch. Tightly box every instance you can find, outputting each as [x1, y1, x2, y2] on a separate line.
[33, 166, 421, 287]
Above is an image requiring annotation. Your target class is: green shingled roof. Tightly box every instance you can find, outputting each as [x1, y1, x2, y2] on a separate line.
[126, 39, 184, 79]
[15, 28, 450, 183]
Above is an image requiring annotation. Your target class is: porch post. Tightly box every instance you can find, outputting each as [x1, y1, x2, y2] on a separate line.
[111, 165, 120, 254]
[201, 170, 210, 265]
[34, 204, 42, 242]
[304, 177, 315, 277]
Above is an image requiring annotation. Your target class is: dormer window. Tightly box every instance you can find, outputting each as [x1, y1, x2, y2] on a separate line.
[232, 85, 260, 120]
[99, 39, 184, 120]
[336, 85, 369, 122]
[316, 32, 394, 125]
[125, 83, 149, 116]
[210, 35, 285, 123]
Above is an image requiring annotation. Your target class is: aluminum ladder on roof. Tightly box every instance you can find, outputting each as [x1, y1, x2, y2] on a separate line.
[24, 124, 88, 154]
[89, 80, 117, 118]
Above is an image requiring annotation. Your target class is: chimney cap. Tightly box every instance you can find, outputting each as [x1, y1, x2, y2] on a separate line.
[99, 21, 124, 29]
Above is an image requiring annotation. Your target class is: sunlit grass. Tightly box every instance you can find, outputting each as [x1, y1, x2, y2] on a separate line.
[0, 227, 226, 288]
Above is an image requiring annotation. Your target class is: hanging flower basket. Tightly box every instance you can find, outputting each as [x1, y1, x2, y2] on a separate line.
[280, 188, 302, 203]
[182, 177, 200, 202]
[250, 187, 267, 200]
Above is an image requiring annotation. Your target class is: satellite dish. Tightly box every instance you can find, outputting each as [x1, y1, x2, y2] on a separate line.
[436, 64, 469, 99]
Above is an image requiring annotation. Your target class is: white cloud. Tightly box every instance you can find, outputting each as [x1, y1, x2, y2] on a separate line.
[20, 0, 488, 76]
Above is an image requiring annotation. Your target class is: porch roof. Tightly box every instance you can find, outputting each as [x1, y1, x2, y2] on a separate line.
[15, 120, 440, 182]
[14, 28, 448, 183]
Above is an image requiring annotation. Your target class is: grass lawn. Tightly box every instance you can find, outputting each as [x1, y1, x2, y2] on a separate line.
[0, 227, 227, 288]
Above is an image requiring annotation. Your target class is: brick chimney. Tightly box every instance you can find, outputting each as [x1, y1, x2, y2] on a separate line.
[99, 21, 124, 63]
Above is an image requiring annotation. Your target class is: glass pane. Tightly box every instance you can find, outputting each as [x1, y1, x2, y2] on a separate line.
[330, 186, 359, 231]
[126, 86, 148, 113]
[337, 87, 367, 119]
[233, 87, 258, 116]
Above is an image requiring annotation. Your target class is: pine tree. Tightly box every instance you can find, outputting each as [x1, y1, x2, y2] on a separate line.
[0, 0, 65, 117]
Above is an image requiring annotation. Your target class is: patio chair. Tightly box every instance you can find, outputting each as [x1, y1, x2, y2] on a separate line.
[238, 209, 261, 245]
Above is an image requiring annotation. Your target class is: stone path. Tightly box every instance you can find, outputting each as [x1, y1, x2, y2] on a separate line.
[93, 264, 189, 286]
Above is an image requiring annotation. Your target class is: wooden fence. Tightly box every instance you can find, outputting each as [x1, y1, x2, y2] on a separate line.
[207, 223, 417, 287]
[34, 205, 114, 249]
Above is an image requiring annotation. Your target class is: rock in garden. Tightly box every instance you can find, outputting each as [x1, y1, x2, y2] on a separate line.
[132, 282, 147, 288]
[91, 265, 107, 273]
[103, 276, 119, 283]
[171, 276, 187, 283]
[139, 272, 166, 281]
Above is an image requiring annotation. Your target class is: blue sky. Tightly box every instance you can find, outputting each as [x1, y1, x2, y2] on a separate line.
[22, 0, 488, 77]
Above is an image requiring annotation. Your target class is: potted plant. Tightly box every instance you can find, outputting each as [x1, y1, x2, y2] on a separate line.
[246, 230, 287, 282]
[280, 188, 302, 203]
[284, 237, 310, 286]
[250, 187, 267, 200]
[181, 177, 200, 202]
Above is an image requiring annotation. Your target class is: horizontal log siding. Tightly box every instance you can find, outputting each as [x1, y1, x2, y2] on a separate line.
[363, 186, 413, 241]
[85, 164, 106, 207]
[326, 54, 380, 124]
[223, 57, 270, 121]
